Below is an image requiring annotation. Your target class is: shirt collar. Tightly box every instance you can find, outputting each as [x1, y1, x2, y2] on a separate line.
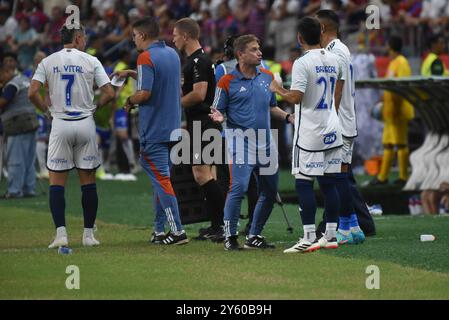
[326, 38, 339, 51]
[301, 48, 322, 56]
[189, 48, 204, 58]
[234, 64, 261, 79]
[148, 40, 166, 50]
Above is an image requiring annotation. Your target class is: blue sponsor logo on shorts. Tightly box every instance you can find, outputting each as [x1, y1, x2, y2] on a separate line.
[83, 156, 96, 162]
[323, 132, 337, 145]
[305, 161, 324, 168]
[50, 158, 68, 164]
[328, 158, 341, 165]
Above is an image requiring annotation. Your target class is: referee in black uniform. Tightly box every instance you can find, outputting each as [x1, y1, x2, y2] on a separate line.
[173, 18, 225, 242]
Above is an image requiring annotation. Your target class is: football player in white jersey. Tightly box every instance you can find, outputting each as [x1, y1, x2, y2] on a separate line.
[316, 9, 365, 245]
[28, 24, 115, 249]
[270, 16, 344, 253]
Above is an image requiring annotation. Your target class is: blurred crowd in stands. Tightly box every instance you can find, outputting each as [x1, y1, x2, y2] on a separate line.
[1, 0, 449, 213]
[1, 0, 449, 71]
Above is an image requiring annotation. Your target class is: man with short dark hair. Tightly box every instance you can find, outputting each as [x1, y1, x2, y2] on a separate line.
[115, 17, 189, 245]
[2, 52, 19, 74]
[173, 17, 225, 242]
[215, 36, 238, 82]
[28, 23, 115, 248]
[210, 34, 293, 250]
[421, 34, 448, 76]
[270, 17, 344, 253]
[316, 9, 366, 245]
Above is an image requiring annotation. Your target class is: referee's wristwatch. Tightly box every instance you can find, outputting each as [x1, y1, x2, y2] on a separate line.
[285, 113, 292, 124]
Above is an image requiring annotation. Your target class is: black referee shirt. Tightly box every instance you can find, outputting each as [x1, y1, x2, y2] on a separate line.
[182, 48, 216, 119]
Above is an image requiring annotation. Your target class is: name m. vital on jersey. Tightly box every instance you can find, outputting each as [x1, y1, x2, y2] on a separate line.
[52, 65, 84, 73]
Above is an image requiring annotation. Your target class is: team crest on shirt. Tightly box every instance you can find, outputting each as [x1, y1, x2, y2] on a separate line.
[260, 79, 270, 92]
[323, 132, 337, 145]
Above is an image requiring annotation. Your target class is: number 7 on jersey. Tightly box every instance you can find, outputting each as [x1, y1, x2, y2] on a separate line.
[61, 74, 75, 107]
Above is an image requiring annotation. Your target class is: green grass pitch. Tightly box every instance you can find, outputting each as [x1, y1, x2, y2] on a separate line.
[1, 172, 449, 299]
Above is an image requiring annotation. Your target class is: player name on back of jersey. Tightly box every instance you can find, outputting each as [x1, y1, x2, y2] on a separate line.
[52, 65, 84, 73]
[315, 65, 337, 74]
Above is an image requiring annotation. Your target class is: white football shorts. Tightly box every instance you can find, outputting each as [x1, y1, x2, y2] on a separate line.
[341, 136, 354, 164]
[292, 145, 342, 177]
[47, 116, 100, 171]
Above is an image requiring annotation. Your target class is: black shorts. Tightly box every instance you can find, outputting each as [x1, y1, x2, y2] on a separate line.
[185, 114, 223, 166]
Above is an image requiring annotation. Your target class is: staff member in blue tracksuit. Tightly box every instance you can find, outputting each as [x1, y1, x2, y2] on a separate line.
[210, 34, 294, 250]
[117, 17, 188, 245]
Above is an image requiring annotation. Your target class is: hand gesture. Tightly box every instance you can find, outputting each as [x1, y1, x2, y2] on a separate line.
[124, 97, 136, 113]
[209, 107, 224, 123]
[269, 79, 282, 93]
[111, 70, 132, 79]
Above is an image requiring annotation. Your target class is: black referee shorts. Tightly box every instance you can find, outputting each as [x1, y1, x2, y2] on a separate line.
[185, 114, 224, 166]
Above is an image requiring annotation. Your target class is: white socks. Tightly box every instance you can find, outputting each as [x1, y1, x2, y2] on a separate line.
[303, 224, 316, 242]
[325, 223, 337, 240]
[56, 226, 67, 238]
[83, 228, 94, 238]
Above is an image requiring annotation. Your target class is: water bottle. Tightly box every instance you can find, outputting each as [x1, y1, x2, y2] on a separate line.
[58, 246, 73, 255]
[420, 235, 435, 242]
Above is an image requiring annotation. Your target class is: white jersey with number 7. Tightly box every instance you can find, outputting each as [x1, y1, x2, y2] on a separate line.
[291, 48, 343, 152]
[32, 48, 110, 120]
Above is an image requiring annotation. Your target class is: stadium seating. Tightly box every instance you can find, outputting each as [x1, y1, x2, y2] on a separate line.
[356, 77, 449, 191]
